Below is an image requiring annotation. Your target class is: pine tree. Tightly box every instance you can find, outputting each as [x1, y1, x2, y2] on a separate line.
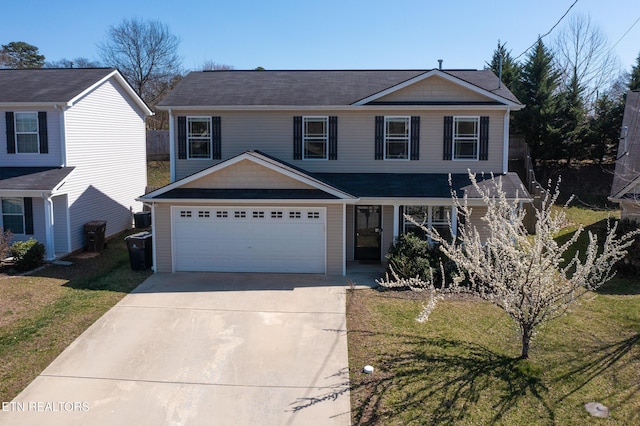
[555, 71, 587, 160]
[630, 52, 640, 90]
[513, 39, 561, 160]
[0, 41, 45, 69]
[486, 41, 521, 94]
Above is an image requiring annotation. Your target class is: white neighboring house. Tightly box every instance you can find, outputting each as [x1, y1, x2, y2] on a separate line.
[610, 90, 640, 220]
[0, 68, 152, 259]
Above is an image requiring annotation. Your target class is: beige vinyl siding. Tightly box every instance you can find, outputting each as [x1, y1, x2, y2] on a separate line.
[64, 78, 147, 251]
[173, 109, 506, 179]
[376, 75, 490, 103]
[152, 201, 344, 275]
[0, 107, 63, 167]
[153, 204, 172, 272]
[183, 159, 313, 189]
[346, 205, 354, 261]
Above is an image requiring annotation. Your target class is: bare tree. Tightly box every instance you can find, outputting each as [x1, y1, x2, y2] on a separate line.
[200, 60, 234, 71]
[45, 58, 101, 68]
[379, 173, 638, 359]
[553, 14, 620, 109]
[98, 18, 182, 104]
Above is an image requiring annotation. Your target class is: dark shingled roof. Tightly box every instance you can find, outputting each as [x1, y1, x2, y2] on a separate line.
[313, 172, 529, 199]
[0, 167, 75, 191]
[158, 69, 522, 107]
[611, 91, 640, 198]
[153, 188, 340, 200]
[0, 68, 116, 103]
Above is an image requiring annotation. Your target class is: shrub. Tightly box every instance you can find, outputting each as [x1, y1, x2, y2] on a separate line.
[0, 228, 12, 260]
[616, 218, 640, 277]
[385, 232, 459, 283]
[11, 238, 45, 272]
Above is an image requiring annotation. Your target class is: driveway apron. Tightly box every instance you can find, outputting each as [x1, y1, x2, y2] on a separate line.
[0, 273, 351, 425]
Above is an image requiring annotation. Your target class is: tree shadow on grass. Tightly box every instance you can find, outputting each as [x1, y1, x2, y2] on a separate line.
[349, 333, 552, 425]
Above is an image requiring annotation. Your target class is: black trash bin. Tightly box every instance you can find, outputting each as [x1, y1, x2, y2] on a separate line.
[84, 220, 107, 252]
[134, 211, 151, 229]
[125, 232, 153, 271]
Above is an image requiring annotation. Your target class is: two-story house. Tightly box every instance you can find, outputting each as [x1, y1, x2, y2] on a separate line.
[141, 69, 528, 275]
[0, 68, 152, 260]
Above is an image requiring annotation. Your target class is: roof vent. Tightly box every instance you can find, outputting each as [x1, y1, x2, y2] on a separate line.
[438, 59, 443, 70]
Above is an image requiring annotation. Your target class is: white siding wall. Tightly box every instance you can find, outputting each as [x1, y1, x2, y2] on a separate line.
[64, 78, 147, 251]
[174, 109, 506, 180]
[0, 107, 63, 167]
[53, 194, 69, 256]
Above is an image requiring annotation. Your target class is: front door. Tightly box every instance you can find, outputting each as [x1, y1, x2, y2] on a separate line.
[355, 205, 382, 261]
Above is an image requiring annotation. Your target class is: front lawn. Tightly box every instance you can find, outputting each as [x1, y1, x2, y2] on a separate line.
[347, 207, 640, 425]
[0, 230, 152, 402]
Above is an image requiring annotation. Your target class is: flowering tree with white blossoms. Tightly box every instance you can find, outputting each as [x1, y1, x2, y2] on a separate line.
[379, 173, 638, 359]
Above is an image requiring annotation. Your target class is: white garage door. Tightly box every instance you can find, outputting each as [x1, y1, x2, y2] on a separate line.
[172, 206, 326, 273]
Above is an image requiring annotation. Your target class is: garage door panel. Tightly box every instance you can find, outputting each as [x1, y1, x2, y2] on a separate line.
[172, 207, 326, 273]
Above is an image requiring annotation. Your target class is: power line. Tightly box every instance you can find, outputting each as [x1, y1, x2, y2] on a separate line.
[611, 15, 640, 50]
[514, 0, 580, 60]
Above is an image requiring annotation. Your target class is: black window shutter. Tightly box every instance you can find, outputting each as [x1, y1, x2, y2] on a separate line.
[328, 116, 338, 160]
[443, 116, 453, 160]
[410, 116, 420, 160]
[24, 197, 34, 235]
[38, 112, 48, 154]
[6, 112, 15, 154]
[212, 116, 221, 159]
[293, 116, 302, 160]
[479, 116, 489, 161]
[177, 116, 187, 159]
[374, 116, 384, 160]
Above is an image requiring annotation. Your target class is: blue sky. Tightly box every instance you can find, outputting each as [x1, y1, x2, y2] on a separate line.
[2, 0, 639, 74]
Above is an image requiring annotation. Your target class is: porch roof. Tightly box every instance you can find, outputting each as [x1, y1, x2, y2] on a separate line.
[0, 167, 75, 191]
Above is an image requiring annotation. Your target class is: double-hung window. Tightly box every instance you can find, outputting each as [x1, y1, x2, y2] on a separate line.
[453, 116, 479, 160]
[385, 117, 410, 160]
[303, 116, 328, 160]
[187, 117, 212, 159]
[1, 198, 25, 234]
[15, 112, 39, 153]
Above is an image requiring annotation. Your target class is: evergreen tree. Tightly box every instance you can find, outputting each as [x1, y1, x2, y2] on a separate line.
[486, 41, 521, 94]
[630, 52, 640, 90]
[513, 39, 561, 160]
[555, 71, 587, 160]
[0, 41, 45, 68]
[583, 91, 625, 162]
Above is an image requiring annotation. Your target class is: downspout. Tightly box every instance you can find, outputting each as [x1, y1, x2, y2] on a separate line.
[168, 109, 176, 182]
[42, 193, 56, 260]
[55, 104, 68, 166]
[503, 108, 511, 174]
[151, 202, 157, 272]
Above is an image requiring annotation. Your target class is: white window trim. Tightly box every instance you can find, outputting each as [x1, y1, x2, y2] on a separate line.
[302, 116, 329, 160]
[403, 205, 452, 243]
[187, 116, 212, 160]
[1, 197, 26, 235]
[452, 116, 480, 161]
[384, 116, 411, 161]
[14, 111, 40, 154]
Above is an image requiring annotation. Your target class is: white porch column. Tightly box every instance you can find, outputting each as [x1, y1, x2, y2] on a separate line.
[42, 195, 55, 260]
[393, 204, 400, 240]
[168, 108, 176, 183]
[451, 206, 458, 239]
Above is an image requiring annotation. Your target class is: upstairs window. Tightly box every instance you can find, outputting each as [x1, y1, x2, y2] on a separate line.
[303, 117, 328, 159]
[187, 117, 212, 159]
[385, 117, 410, 160]
[453, 116, 479, 160]
[15, 112, 39, 153]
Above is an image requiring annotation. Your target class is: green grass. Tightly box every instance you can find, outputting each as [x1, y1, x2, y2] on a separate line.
[147, 160, 170, 189]
[347, 205, 640, 425]
[0, 230, 152, 401]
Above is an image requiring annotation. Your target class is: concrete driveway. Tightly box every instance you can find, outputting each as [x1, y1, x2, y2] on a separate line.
[1, 273, 351, 425]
